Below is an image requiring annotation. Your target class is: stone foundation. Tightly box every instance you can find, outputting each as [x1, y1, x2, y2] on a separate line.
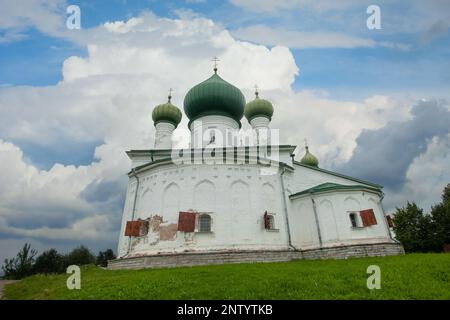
[301, 242, 405, 260]
[107, 242, 404, 270]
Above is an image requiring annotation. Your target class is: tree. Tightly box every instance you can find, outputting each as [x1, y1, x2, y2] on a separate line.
[431, 184, 450, 248]
[442, 183, 450, 204]
[392, 202, 440, 253]
[1, 243, 37, 279]
[65, 245, 95, 267]
[96, 249, 116, 267]
[33, 249, 65, 274]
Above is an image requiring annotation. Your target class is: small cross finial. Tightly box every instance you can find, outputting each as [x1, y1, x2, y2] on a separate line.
[212, 56, 220, 73]
[168, 88, 173, 102]
[254, 84, 259, 98]
[304, 138, 309, 150]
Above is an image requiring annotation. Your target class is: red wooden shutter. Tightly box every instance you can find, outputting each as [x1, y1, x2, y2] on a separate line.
[386, 215, 393, 228]
[360, 209, 377, 226]
[131, 221, 141, 236]
[178, 212, 196, 232]
[359, 210, 369, 227]
[125, 221, 141, 236]
[125, 221, 133, 236]
[368, 209, 377, 225]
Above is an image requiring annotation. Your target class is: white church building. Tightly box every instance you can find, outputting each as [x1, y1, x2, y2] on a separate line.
[109, 65, 403, 269]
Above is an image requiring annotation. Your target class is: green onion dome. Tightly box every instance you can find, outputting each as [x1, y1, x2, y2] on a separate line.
[300, 146, 319, 167]
[244, 90, 274, 121]
[183, 71, 246, 127]
[152, 95, 182, 128]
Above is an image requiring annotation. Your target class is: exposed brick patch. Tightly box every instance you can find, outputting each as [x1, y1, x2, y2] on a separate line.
[149, 215, 163, 232]
[159, 223, 178, 241]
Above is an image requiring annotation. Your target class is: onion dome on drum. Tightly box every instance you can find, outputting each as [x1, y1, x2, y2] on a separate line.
[152, 94, 182, 128]
[183, 68, 246, 127]
[244, 89, 274, 122]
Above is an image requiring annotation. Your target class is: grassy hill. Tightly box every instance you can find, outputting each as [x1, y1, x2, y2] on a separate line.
[3, 253, 450, 300]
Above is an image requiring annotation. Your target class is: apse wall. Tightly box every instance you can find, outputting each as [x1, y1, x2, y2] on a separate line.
[288, 190, 392, 250]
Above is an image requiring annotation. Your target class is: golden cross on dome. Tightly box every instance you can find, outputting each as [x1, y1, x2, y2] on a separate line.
[212, 56, 220, 73]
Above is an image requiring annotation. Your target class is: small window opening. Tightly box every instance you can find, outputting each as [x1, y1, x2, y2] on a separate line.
[199, 214, 211, 232]
[349, 212, 358, 228]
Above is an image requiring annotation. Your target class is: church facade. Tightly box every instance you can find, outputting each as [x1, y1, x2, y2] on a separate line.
[110, 66, 403, 269]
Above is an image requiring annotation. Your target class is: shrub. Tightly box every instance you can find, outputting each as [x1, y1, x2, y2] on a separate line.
[1, 243, 37, 279]
[65, 246, 96, 267]
[96, 249, 116, 267]
[33, 249, 66, 274]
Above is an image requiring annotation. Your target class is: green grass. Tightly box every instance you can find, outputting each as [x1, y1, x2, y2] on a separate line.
[4, 253, 450, 300]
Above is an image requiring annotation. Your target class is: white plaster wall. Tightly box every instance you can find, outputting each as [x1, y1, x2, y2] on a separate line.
[117, 179, 138, 257]
[288, 190, 392, 250]
[190, 115, 240, 148]
[117, 162, 289, 258]
[289, 198, 320, 249]
[154, 122, 175, 149]
[249, 116, 270, 145]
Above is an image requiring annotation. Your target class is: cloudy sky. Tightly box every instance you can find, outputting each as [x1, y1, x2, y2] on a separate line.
[0, 0, 449, 265]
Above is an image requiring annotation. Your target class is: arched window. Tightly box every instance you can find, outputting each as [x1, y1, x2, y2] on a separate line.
[199, 214, 211, 232]
[209, 130, 215, 144]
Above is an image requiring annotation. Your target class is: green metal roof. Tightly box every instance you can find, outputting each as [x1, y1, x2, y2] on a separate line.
[293, 160, 383, 189]
[152, 102, 182, 127]
[184, 72, 245, 126]
[244, 95, 274, 121]
[289, 182, 382, 199]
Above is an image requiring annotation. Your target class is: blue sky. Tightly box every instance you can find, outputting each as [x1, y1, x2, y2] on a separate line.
[0, 0, 449, 264]
[2, 0, 449, 95]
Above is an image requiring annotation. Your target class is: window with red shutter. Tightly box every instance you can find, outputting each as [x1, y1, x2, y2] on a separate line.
[386, 215, 394, 228]
[360, 211, 368, 227]
[367, 209, 376, 225]
[263, 211, 275, 230]
[124, 221, 133, 236]
[178, 211, 196, 232]
[125, 221, 141, 236]
[360, 209, 377, 226]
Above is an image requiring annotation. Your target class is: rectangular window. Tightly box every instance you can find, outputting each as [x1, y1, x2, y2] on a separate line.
[198, 214, 211, 232]
[349, 212, 358, 228]
[264, 211, 276, 230]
